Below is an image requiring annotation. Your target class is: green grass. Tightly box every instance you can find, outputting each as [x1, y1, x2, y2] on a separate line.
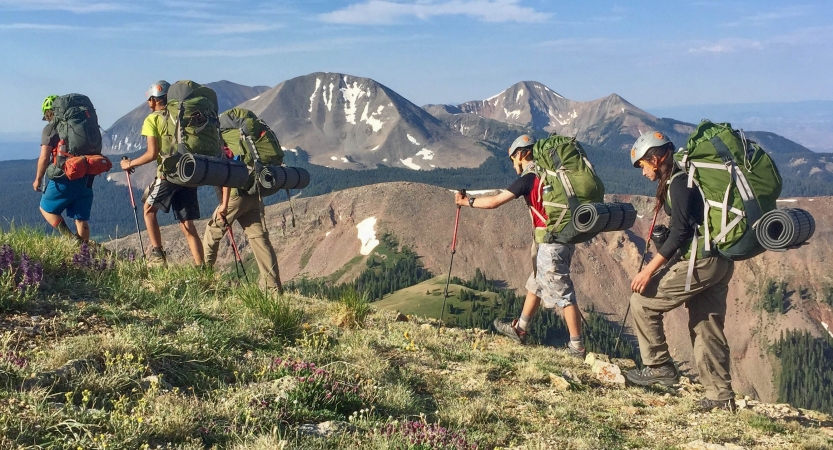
[374, 275, 499, 318]
[0, 228, 830, 449]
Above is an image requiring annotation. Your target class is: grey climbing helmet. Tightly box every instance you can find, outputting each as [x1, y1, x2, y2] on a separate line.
[508, 134, 536, 157]
[145, 80, 170, 100]
[630, 130, 672, 167]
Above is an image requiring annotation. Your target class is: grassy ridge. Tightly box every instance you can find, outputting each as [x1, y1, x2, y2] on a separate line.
[0, 229, 831, 449]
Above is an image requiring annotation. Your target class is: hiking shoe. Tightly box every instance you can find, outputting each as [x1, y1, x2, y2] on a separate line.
[148, 247, 167, 267]
[493, 319, 528, 344]
[566, 343, 586, 360]
[695, 397, 736, 413]
[625, 362, 679, 387]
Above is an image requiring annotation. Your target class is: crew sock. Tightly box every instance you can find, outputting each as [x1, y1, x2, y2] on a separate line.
[517, 314, 532, 331]
[569, 335, 584, 351]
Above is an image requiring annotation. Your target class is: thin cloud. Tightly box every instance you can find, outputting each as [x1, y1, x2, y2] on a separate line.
[162, 37, 373, 58]
[0, 0, 128, 13]
[200, 23, 283, 35]
[723, 5, 812, 27]
[0, 23, 84, 31]
[688, 38, 763, 54]
[319, 0, 551, 25]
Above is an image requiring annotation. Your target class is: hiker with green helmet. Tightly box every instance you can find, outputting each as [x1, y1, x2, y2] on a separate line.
[33, 95, 94, 241]
[453, 134, 586, 358]
[624, 130, 735, 412]
[120, 80, 204, 267]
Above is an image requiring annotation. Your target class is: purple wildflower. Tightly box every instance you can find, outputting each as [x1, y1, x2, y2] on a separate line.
[0, 245, 13, 272]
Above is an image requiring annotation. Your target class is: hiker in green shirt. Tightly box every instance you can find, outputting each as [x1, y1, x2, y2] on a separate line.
[120, 80, 204, 266]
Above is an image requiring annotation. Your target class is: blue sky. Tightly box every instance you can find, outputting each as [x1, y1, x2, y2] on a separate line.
[1, 0, 831, 141]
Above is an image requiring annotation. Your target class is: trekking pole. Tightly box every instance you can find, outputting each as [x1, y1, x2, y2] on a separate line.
[122, 157, 146, 261]
[440, 189, 466, 328]
[222, 216, 249, 283]
[614, 206, 660, 353]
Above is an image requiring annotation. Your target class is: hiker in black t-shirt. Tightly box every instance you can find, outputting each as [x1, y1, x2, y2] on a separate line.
[454, 135, 585, 358]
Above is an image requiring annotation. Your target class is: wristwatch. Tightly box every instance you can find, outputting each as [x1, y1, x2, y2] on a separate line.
[468, 196, 475, 208]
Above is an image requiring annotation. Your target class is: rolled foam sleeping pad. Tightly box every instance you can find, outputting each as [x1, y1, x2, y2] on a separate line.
[572, 203, 611, 234]
[176, 153, 250, 188]
[601, 203, 637, 232]
[755, 208, 815, 251]
[258, 166, 311, 192]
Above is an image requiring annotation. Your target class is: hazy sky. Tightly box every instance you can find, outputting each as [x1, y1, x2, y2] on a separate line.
[1, 0, 831, 138]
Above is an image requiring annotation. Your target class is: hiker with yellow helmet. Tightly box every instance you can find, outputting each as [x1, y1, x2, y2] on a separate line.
[32, 95, 94, 241]
[624, 130, 736, 412]
[453, 134, 586, 358]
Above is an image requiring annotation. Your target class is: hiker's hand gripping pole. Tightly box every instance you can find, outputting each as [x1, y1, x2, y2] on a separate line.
[440, 189, 466, 327]
[122, 157, 146, 260]
[222, 215, 249, 283]
[614, 206, 660, 353]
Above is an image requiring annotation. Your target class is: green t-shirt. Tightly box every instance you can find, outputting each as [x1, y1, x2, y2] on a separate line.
[142, 111, 167, 175]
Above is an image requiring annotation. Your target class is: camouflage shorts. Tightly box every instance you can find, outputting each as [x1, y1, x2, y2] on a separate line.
[525, 242, 576, 309]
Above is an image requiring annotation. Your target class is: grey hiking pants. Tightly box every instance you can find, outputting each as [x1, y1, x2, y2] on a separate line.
[629, 256, 734, 401]
[203, 192, 281, 290]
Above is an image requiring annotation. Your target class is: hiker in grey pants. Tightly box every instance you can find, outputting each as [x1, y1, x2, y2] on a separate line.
[625, 131, 736, 412]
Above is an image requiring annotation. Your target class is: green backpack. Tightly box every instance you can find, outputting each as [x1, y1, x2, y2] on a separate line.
[51, 94, 102, 156]
[526, 135, 605, 244]
[219, 108, 285, 194]
[159, 81, 221, 179]
[671, 120, 782, 289]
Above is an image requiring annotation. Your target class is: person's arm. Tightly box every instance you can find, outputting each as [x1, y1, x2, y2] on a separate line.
[121, 136, 159, 171]
[32, 144, 51, 191]
[218, 187, 230, 220]
[455, 190, 516, 209]
[632, 178, 698, 293]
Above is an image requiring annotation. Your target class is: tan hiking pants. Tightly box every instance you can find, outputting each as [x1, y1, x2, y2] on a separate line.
[629, 256, 734, 401]
[203, 192, 281, 290]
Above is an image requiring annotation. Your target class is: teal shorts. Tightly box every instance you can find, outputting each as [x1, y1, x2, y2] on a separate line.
[39, 177, 94, 221]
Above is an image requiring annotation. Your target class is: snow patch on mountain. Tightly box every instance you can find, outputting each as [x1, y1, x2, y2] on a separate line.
[361, 103, 385, 132]
[323, 82, 335, 111]
[416, 149, 434, 160]
[341, 157, 349, 163]
[516, 89, 524, 101]
[309, 77, 322, 113]
[250, 95, 260, 101]
[330, 156, 338, 161]
[407, 134, 421, 145]
[504, 108, 521, 120]
[370, 145, 380, 151]
[356, 217, 379, 256]
[341, 80, 367, 125]
[400, 158, 421, 170]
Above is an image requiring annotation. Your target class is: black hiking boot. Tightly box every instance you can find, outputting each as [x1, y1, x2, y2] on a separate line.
[625, 362, 679, 387]
[695, 397, 736, 413]
[493, 319, 528, 344]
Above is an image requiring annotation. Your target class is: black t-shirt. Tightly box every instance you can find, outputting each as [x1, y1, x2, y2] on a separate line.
[507, 172, 536, 198]
[41, 122, 59, 148]
[659, 174, 705, 259]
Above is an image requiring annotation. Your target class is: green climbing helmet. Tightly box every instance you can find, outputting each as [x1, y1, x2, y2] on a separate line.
[41, 95, 58, 120]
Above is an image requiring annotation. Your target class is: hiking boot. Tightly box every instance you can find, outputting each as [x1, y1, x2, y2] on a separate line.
[148, 247, 167, 267]
[493, 319, 528, 344]
[625, 362, 679, 387]
[695, 397, 736, 413]
[566, 343, 586, 359]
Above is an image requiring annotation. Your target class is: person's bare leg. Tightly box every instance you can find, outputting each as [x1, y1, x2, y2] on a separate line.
[563, 303, 585, 353]
[143, 203, 162, 250]
[40, 208, 76, 238]
[518, 290, 541, 330]
[179, 220, 204, 265]
[74, 220, 90, 241]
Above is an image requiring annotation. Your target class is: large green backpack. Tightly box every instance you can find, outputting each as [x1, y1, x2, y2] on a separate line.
[51, 94, 102, 156]
[219, 108, 285, 194]
[526, 135, 605, 244]
[159, 81, 221, 179]
[672, 120, 782, 266]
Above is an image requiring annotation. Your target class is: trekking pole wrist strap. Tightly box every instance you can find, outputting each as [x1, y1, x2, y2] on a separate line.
[468, 197, 475, 208]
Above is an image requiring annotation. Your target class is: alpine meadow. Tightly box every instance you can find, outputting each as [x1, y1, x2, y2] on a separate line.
[2, 0, 833, 448]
